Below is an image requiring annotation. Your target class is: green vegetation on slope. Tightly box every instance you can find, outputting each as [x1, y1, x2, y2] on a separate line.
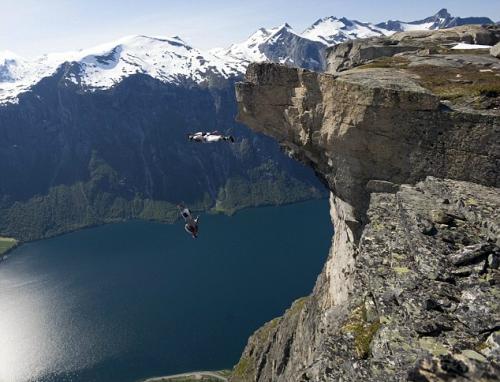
[0, 237, 18, 255]
[231, 297, 309, 381]
[0, 157, 324, 242]
[214, 161, 324, 215]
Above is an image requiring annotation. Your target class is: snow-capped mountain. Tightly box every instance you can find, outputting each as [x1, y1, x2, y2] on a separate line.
[0, 35, 241, 104]
[1, 9, 495, 104]
[0, 50, 27, 82]
[302, 17, 390, 45]
[211, 23, 325, 71]
[376, 8, 494, 32]
[212, 8, 494, 67]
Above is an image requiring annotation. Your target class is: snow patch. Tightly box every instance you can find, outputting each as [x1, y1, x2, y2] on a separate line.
[211, 23, 299, 68]
[302, 17, 390, 46]
[398, 21, 436, 31]
[452, 43, 492, 50]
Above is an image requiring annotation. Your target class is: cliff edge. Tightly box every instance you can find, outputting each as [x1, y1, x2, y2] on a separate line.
[231, 25, 500, 381]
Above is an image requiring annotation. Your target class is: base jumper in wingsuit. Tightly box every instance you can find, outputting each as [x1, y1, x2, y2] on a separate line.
[188, 131, 235, 143]
[178, 204, 199, 239]
[181, 131, 235, 238]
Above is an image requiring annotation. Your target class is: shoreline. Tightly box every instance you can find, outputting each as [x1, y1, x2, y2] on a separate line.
[2, 196, 328, 258]
[0, 237, 18, 259]
[142, 370, 230, 381]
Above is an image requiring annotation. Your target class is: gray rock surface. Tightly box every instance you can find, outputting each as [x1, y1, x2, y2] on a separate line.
[492, 42, 500, 58]
[231, 178, 500, 382]
[230, 25, 500, 382]
[327, 25, 500, 73]
[236, 63, 498, 222]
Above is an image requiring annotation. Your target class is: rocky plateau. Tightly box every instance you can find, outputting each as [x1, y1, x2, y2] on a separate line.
[230, 25, 500, 382]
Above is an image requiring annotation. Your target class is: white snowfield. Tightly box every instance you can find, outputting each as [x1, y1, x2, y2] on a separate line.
[452, 42, 493, 50]
[397, 21, 436, 32]
[0, 35, 242, 104]
[0, 12, 493, 104]
[210, 24, 299, 69]
[302, 17, 392, 45]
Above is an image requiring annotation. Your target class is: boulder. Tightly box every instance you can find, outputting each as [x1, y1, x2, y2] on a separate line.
[491, 42, 500, 58]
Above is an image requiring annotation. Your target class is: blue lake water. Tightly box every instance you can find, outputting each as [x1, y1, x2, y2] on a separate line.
[0, 200, 332, 382]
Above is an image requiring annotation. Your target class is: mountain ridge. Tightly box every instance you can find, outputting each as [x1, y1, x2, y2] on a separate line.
[1, 9, 495, 104]
[376, 8, 494, 32]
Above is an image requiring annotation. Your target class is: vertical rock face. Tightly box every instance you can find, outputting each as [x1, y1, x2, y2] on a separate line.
[237, 63, 498, 224]
[231, 26, 500, 382]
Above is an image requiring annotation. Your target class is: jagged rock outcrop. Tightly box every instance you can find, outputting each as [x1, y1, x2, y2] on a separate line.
[230, 25, 500, 382]
[328, 24, 500, 72]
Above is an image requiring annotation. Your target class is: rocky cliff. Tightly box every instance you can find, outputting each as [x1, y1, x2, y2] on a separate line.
[231, 25, 500, 381]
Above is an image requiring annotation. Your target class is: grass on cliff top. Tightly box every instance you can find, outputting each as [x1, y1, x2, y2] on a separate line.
[359, 56, 500, 106]
[410, 63, 500, 100]
[0, 237, 18, 255]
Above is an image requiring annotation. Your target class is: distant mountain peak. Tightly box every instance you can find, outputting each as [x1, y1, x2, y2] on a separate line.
[302, 16, 389, 45]
[338, 17, 355, 26]
[310, 16, 337, 26]
[268, 23, 296, 36]
[435, 8, 451, 18]
[376, 8, 493, 32]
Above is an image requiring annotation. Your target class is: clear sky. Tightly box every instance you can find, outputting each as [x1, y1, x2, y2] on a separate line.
[2, 0, 499, 57]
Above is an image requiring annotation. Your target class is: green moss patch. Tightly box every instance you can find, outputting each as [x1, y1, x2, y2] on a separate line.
[393, 266, 411, 275]
[342, 303, 382, 359]
[418, 337, 449, 356]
